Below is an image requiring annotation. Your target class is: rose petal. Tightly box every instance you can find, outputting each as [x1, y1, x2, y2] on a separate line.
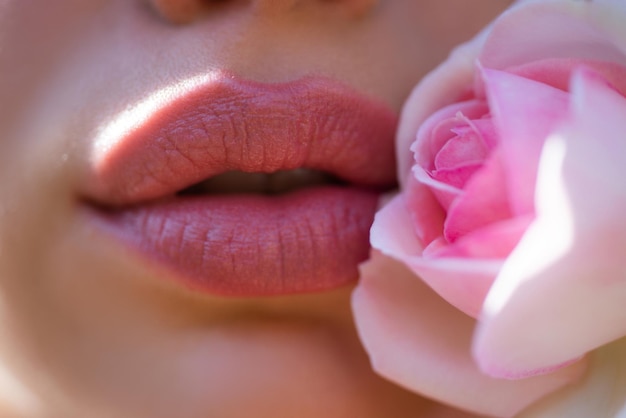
[397, 33, 490, 184]
[403, 175, 445, 247]
[444, 147, 512, 242]
[435, 216, 532, 260]
[371, 189, 497, 318]
[510, 58, 626, 96]
[413, 100, 489, 171]
[482, 67, 570, 215]
[351, 252, 586, 418]
[431, 163, 483, 196]
[434, 124, 490, 171]
[480, 2, 626, 71]
[413, 165, 460, 214]
[403, 258, 498, 320]
[473, 69, 626, 379]
[518, 338, 626, 418]
[371, 190, 427, 258]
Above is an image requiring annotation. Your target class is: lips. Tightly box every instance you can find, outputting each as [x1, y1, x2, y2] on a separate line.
[82, 74, 397, 296]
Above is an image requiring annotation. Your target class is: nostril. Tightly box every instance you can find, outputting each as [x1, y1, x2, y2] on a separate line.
[251, 0, 300, 14]
[150, 0, 378, 23]
[345, 0, 378, 18]
[253, 0, 378, 17]
[150, 0, 226, 24]
[320, 0, 378, 18]
[150, 0, 202, 24]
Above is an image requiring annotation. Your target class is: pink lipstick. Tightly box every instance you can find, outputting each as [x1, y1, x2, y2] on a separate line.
[82, 75, 397, 296]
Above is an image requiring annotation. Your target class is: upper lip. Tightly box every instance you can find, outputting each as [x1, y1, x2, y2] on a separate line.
[83, 74, 398, 206]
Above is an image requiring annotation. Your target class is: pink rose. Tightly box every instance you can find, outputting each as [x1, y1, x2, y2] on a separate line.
[353, 1, 626, 417]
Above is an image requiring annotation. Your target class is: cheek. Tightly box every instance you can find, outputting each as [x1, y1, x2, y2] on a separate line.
[0, 0, 107, 132]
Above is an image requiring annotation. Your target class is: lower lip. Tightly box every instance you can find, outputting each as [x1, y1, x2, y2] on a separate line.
[86, 186, 378, 296]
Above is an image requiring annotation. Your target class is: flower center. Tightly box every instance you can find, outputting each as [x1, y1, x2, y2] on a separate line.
[430, 113, 496, 191]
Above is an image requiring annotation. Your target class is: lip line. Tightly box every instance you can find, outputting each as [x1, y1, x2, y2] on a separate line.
[78, 73, 398, 297]
[82, 73, 398, 207]
[84, 186, 381, 297]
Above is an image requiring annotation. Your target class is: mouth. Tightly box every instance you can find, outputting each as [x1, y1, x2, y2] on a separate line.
[81, 74, 397, 297]
[178, 168, 344, 196]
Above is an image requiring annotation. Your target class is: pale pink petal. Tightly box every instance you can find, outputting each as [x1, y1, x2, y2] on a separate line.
[434, 216, 532, 260]
[419, 214, 530, 316]
[482, 68, 570, 215]
[480, 2, 626, 71]
[413, 100, 489, 170]
[518, 338, 626, 418]
[468, 118, 500, 150]
[444, 147, 512, 242]
[434, 120, 490, 170]
[401, 0, 626, 186]
[371, 190, 497, 318]
[403, 174, 445, 246]
[412, 165, 460, 215]
[397, 33, 489, 184]
[402, 257, 497, 320]
[431, 163, 483, 196]
[510, 58, 626, 96]
[474, 70, 626, 379]
[351, 252, 586, 418]
[370, 191, 427, 259]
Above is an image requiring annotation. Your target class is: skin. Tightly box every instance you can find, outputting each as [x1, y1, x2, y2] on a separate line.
[0, 1, 511, 417]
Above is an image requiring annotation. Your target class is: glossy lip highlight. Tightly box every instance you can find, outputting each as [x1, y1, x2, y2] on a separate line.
[81, 74, 398, 296]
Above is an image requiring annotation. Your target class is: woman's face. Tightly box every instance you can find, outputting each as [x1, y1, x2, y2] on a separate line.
[0, 1, 510, 417]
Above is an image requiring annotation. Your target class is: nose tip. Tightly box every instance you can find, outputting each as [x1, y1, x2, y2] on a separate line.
[150, 0, 378, 24]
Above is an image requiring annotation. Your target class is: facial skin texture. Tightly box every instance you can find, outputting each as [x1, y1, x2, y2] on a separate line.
[0, 1, 511, 417]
